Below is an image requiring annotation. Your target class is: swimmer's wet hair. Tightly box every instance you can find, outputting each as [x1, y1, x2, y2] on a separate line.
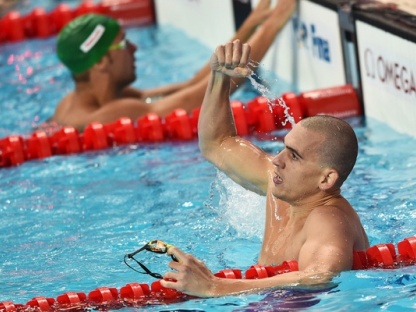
[301, 115, 358, 186]
[57, 14, 120, 75]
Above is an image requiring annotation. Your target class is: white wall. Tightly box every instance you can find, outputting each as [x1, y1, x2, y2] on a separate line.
[356, 21, 416, 137]
[154, 0, 347, 93]
[153, 0, 416, 137]
[258, 0, 347, 92]
[292, 0, 346, 92]
[154, 0, 235, 49]
[248, 0, 347, 93]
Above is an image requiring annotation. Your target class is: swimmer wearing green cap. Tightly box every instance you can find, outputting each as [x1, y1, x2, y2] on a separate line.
[56, 14, 121, 75]
[50, 0, 296, 130]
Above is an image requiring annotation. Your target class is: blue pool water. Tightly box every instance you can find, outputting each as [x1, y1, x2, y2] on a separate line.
[1, 4, 416, 312]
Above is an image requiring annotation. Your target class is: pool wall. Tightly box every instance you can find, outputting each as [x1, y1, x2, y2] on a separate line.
[0, 0, 363, 168]
[154, 0, 416, 137]
[0, 0, 414, 166]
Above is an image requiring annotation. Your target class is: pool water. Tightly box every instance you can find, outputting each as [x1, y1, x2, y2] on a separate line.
[1, 5, 416, 312]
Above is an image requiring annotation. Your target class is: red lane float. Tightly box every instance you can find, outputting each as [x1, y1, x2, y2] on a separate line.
[0, 258, 298, 312]
[120, 282, 150, 301]
[26, 297, 55, 311]
[1, 236, 415, 311]
[298, 84, 362, 118]
[25, 131, 53, 160]
[0, 136, 25, 167]
[136, 113, 165, 142]
[244, 260, 299, 279]
[352, 237, 416, 269]
[0, 85, 363, 168]
[0, 0, 154, 44]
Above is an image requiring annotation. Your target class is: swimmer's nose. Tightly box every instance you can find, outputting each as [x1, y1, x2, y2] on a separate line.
[127, 39, 137, 52]
[272, 151, 285, 169]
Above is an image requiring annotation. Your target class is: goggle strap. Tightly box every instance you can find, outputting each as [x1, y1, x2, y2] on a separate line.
[124, 240, 173, 279]
[126, 247, 144, 258]
[123, 254, 163, 279]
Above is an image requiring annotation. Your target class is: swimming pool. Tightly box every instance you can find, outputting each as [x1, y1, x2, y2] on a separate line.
[1, 5, 416, 312]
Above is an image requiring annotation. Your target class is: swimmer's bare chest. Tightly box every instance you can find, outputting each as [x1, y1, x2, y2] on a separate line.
[258, 201, 306, 265]
[259, 224, 305, 265]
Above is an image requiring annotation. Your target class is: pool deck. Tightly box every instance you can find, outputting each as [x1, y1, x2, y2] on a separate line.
[376, 0, 416, 15]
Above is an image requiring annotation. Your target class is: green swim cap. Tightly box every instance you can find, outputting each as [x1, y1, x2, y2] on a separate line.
[57, 14, 120, 75]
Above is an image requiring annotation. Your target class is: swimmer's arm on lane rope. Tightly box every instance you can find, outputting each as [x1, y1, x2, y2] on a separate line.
[75, 79, 208, 128]
[160, 214, 354, 297]
[122, 80, 197, 100]
[160, 246, 336, 298]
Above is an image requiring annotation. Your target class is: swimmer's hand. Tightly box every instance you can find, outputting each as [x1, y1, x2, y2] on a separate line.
[161, 245, 218, 297]
[210, 40, 252, 78]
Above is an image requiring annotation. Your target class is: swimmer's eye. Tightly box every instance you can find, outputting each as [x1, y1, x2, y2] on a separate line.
[108, 38, 129, 51]
[290, 151, 299, 160]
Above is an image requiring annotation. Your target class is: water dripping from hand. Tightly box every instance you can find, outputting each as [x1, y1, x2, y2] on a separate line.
[246, 59, 296, 128]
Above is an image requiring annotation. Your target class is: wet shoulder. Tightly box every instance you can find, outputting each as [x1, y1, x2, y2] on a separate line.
[53, 92, 74, 121]
[307, 202, 369, 250]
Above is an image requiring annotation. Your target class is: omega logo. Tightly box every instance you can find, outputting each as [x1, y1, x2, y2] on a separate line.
[364, 48, 416, 97]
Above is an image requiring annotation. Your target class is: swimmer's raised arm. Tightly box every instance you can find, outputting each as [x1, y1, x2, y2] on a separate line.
[198, 40, 273, 195]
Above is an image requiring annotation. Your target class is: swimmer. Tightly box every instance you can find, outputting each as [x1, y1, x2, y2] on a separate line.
[0, 0, 17, 16]
[159, 39, 370, 297]
[50, 0, 296, 131]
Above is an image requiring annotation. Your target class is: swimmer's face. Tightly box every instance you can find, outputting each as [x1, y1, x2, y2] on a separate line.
[107, 30, 137, 84]
[271, 124, 326, 204]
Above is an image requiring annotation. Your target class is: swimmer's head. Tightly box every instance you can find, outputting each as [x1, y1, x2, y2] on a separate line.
[57, 13, 120, 75]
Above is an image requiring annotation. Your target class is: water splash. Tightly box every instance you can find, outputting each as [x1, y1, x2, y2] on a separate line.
[247, 59, 296, 128]
[207, 171, 265, 239]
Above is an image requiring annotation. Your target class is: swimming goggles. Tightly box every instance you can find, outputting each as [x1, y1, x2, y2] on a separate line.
[108, 38, 128, 51]
[124, 240, 177, 279]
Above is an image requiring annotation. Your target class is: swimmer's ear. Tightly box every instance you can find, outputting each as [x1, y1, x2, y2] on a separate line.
[92, 55, 111, 72]
[319, 168, 339, 191]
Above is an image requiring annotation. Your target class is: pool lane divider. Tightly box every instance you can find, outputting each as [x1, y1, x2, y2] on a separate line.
[0, 0, 155, 44]
[0, 236, 415, 311]
[0, 84, 362, 168]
